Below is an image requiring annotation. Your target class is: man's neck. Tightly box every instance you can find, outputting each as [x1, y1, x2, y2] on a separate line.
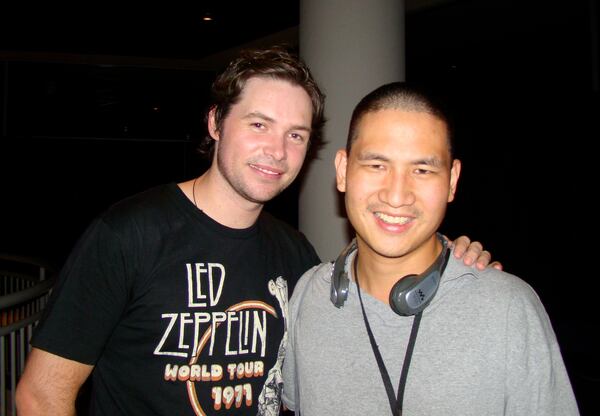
[180, 169, 263, 229]
[355, 237, 442, 304]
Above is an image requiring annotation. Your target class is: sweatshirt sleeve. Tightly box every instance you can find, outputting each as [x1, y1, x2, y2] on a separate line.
[281, 264, 322, 411]
[504, 282, 580, 415]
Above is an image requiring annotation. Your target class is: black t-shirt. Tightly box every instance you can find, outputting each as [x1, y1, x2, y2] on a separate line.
[32, 183, 320, 415]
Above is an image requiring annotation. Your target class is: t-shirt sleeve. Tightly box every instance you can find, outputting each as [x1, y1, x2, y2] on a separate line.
[32, 217, 134, 365]
[504, 283, 580, 415]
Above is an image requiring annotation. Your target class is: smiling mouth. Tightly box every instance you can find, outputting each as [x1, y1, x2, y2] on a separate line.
[250, 164, 283, 176]
[375, 212, 412, 225]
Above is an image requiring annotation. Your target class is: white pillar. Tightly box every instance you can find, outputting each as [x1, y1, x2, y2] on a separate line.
[299, 0, 405, 261]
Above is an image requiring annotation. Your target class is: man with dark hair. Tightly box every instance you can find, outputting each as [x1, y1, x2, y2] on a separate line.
[16, 49, 495, 415]
[282, 82, 579, 416]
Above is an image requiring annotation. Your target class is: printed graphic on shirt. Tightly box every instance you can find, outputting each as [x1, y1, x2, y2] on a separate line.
[154, 261, 288, 415]
[256, 277, 289, 416]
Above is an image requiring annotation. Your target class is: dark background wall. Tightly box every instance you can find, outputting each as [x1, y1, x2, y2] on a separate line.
[0, 1, 597, 414]
[0, 62, 214, 262]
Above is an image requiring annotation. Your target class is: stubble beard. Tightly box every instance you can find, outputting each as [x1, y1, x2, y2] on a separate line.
[216, 150, 290, 205]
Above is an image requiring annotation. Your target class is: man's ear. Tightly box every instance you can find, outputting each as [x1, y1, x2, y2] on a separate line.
[335, 149, 348, 192]
[447, 159, 461, 202]
[207, 107, 220, 141]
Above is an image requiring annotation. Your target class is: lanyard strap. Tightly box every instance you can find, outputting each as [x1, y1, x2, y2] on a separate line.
[354, 258, 423, 416]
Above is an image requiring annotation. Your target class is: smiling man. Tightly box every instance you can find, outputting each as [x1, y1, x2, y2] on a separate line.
[282, 82, 579, 416]
[16, 47, 326, 416]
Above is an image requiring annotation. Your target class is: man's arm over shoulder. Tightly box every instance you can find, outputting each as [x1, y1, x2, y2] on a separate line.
[16, 348, 93, 416]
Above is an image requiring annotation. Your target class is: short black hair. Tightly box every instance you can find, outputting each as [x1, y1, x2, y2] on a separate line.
[347, 82, 454, 158]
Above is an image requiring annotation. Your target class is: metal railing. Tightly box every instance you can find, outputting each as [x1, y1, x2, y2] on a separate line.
[1, 255, 56, 416]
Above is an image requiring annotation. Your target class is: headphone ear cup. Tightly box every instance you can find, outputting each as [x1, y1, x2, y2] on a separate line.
[330, 239, 357, 308]
[330, 271, 350, 308]
[389, 270, 442, 316]
[389, 238, 450, 316]
[389, 274, 419, 316]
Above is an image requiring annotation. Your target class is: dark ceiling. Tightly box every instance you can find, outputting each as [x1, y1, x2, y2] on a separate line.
[0, 2, 300, 60]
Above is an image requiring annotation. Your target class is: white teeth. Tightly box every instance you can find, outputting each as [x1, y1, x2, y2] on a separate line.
[375, 212, 410, 225]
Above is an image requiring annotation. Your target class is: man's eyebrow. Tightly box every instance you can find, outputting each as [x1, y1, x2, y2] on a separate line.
[357, 151, 390, 162]
[290, 125, 312, 133]
[414, 156, 444, 167]
[243, 111, 275, 123]
[244, 111, 312, 133]
[356, 153, 445, 166]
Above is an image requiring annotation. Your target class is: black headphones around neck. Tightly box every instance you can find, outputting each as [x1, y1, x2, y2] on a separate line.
[330, 235, 451, 316]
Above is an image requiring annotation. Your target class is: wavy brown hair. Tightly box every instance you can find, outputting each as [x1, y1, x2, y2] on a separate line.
[198, 46, 326, 159]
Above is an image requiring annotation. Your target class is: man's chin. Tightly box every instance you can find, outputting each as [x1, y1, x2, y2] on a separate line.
[243, 189, 286, 205]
